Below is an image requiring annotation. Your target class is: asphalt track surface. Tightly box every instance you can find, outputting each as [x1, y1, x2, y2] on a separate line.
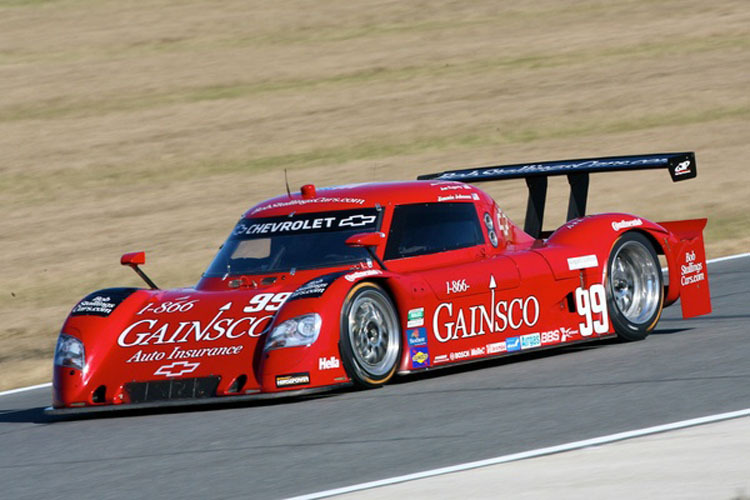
[1, 255, 748, 500]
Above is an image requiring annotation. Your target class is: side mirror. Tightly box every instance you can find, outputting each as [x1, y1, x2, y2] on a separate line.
[121, 251, 146, 267]
[345, 232, 385, 248]
[345, 232, 388, 271]
[120, 251, 158, 289]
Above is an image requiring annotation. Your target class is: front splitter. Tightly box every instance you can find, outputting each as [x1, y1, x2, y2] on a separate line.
[44, 383, 351, 418]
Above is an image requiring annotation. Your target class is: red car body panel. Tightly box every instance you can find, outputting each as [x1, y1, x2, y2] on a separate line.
[50, 157, 711, 413]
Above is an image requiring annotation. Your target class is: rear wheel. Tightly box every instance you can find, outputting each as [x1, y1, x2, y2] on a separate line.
[606, 232, 664, 341]
[339, 282, 401, 387]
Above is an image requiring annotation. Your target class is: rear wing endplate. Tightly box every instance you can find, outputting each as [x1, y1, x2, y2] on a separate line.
[417, 152, 696, 238]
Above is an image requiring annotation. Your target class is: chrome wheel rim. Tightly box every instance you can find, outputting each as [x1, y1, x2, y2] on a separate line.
[347, 290, 399, 377]
[609, 241, 661, 324]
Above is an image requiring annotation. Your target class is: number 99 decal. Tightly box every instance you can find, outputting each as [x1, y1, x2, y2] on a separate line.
[575, 284, 609, 336]
[242, 292, 292, 313]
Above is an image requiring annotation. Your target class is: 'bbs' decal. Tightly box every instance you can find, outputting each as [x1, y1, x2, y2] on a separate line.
[71, 288, 139, 318]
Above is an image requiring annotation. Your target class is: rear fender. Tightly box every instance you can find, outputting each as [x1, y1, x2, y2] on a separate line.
[548, 214, 710, 318]
[544, 213, 669, 282]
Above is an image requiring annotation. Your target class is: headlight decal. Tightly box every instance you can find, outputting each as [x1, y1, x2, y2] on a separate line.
[264, 313, 322, 351]
[54, 334, 86, 371]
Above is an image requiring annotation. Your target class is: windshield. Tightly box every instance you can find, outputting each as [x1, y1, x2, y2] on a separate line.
[204, 208, 381, 277]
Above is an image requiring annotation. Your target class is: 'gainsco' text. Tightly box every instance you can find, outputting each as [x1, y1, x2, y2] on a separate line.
[432, 295, 539, 342]
[118, 315, 271, 347]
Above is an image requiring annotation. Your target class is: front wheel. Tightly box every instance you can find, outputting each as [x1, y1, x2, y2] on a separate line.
[606, 232, 664, 341]
[339, 282, 401, 387]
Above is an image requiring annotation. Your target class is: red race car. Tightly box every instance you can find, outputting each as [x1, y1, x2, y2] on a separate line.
[49, 152, 711, 414]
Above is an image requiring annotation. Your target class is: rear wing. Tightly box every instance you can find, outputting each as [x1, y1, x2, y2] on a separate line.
[418, 152, 696, 238]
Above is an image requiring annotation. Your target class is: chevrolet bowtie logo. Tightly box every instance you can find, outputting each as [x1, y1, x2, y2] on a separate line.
[154, 361, 200, 377]
[338, 214, 376, 227]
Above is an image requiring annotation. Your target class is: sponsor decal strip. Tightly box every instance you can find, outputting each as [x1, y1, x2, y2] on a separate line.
[287, 407, 750, 500]
[289, 272, 346, 301]
[611, 218, 642, 231]
[344, 269, 382, 282]
[410, 347, 430, 369]
[70, 288, 138, 318]
[520, 333, 541, 350]
[406, 327, 428, 347]
[407, 308, 425, 328]
[428, 156, 677, 182]
[432, 275, 540, 343]
[276, 373, 311, 388]
[486, 342, 507, 354]
[673, 160, 692, 176]
[445, 279, 470, 295]
[250, 196, 367, 215]
[567, 255, 598, 271]
[437, 194, 476, 202]
[126, 345, 244, 364]
[681, 250, 705, 286]
[318, 357, 340, 370]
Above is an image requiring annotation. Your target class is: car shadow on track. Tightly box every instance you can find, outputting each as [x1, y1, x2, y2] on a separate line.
[0, 407, 54, 425]
[651, 327, 692, 335]
[0, 389, 351, 424]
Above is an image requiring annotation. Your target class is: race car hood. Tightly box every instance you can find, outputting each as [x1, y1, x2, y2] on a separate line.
[55, 285, 298, 407]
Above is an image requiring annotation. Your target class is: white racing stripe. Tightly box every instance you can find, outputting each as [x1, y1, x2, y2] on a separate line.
[288, 408, 750, 500]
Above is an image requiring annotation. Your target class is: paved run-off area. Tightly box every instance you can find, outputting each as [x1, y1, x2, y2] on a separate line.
[332, 415, 750, 500]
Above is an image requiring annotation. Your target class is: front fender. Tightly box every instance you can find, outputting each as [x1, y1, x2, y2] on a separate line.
[259, 268, 423, 389]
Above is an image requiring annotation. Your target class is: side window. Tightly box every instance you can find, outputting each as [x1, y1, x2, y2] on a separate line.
[384, 203, 484, 260]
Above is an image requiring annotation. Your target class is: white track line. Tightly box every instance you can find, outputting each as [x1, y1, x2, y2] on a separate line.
[705, 252, 750, 264]
[1, 252, 748, 399]
[288, 408, 750, 500]
[0, 382, 51, 398]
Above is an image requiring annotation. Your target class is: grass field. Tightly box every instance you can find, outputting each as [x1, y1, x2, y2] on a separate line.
[1, 0, 748, 391]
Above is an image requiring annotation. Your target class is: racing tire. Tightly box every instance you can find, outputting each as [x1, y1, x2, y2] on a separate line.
[606, 232, 664, 341]
[339, 282, 401, 387]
